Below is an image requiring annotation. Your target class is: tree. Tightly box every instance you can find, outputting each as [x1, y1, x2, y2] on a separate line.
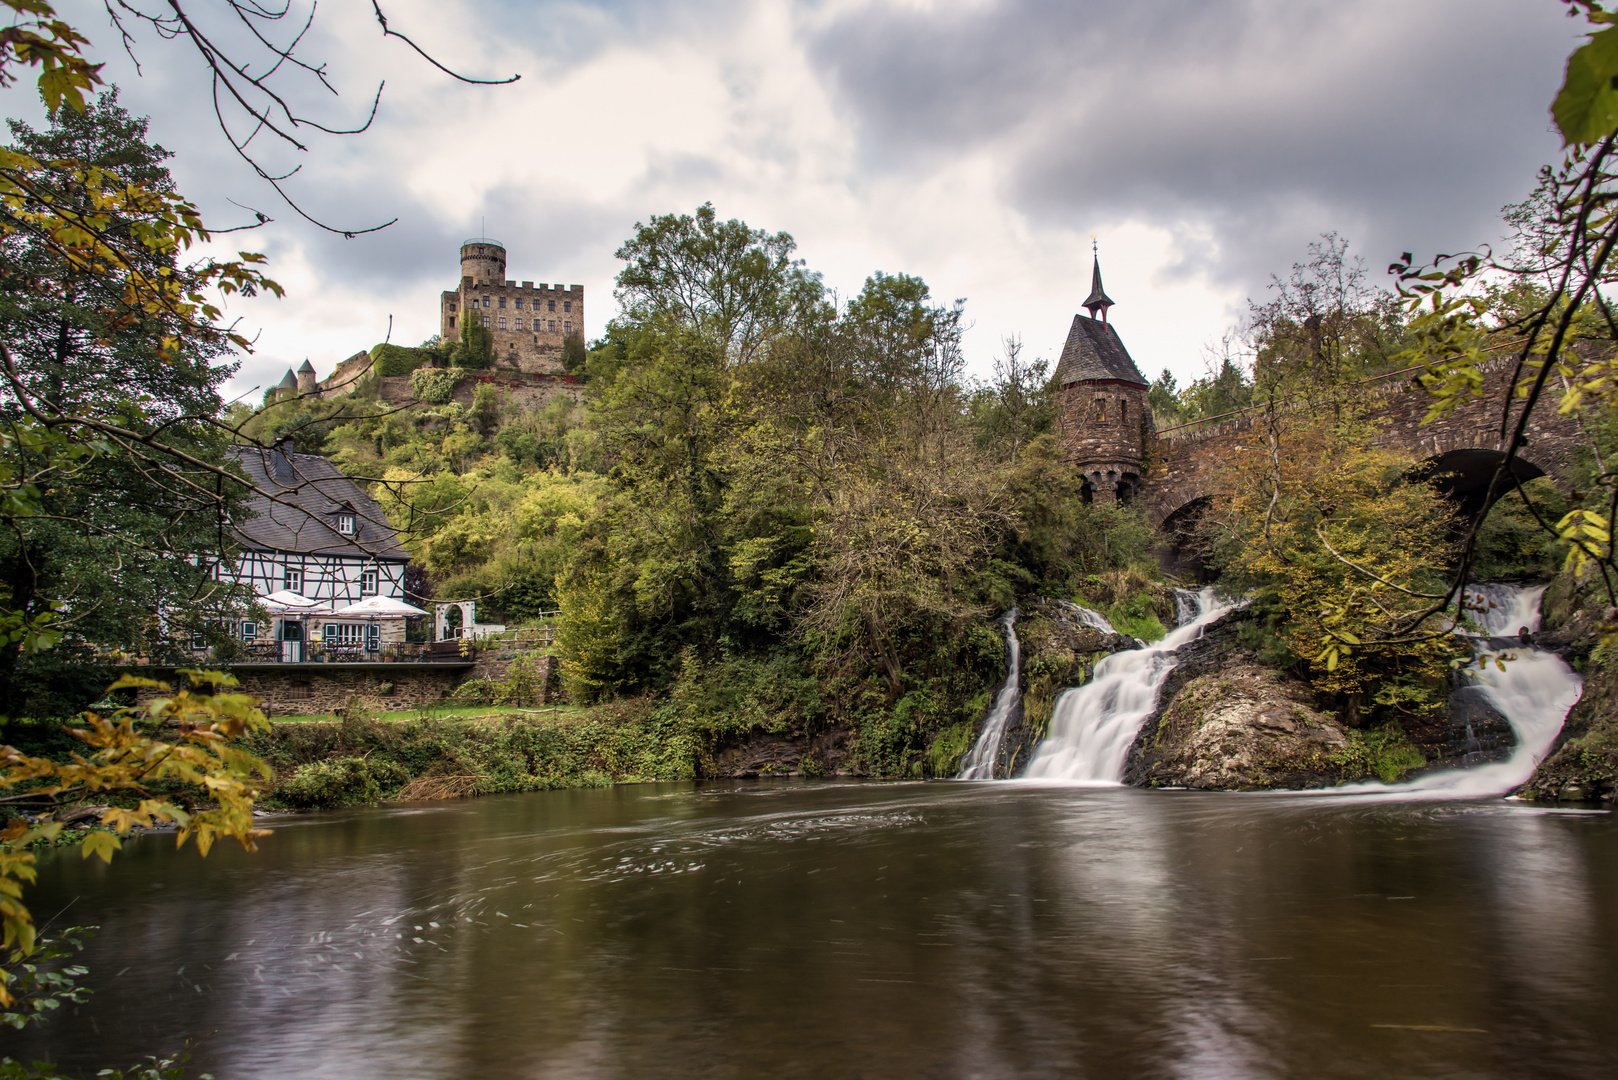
[613, 202, 823, 364]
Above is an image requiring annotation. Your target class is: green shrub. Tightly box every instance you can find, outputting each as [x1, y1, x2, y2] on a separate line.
[409, 366, 465, 405]
[371, 343, 431, 376]
[277, 755, 410, 807]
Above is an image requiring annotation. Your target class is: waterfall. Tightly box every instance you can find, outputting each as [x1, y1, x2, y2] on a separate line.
[1023, 587, 1234, 783]
[1325, 583, 1583, 799]
[957, 609, 1022, 780]
[1058, 601, 1118, 636]
[1172, 588, 1203, 627]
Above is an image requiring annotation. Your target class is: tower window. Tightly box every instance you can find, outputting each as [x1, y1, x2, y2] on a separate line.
[497, 296, 506, 308]
[498, 316, 507, 329]
[548, 320, 556, 333]
[1120, 399, 1127, 423]
[563, 300, 572, 313]
[1096, 400, 1107, 422]
[449, 316, 456, 328]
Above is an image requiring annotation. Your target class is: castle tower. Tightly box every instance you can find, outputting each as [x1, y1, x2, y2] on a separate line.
[296, 359, 317, 395]
[440, 237, 585, 377]
[1054, 252, 1152, 504]
[460, 239, 506, 285]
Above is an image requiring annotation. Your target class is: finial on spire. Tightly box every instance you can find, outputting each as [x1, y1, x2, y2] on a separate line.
[1083, 242, 1115, 324]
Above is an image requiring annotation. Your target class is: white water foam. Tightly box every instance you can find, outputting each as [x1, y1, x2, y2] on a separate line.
[1023, 587, 1235, 784]
[1060, 601, 1118, 636]
[1320, 583, 1582, 800]
[957, 609, 1022, 780]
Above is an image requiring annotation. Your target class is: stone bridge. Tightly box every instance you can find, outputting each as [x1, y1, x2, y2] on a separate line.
[1144, 357, 1585, 535]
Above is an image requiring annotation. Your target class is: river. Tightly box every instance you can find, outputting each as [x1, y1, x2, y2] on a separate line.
[14, 782, 1618, 1077]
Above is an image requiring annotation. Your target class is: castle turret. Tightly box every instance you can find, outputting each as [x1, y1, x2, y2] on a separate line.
[296, 359, 317, 395]
[1055, 252, 1152, 504]
[460, 238, 506, 285]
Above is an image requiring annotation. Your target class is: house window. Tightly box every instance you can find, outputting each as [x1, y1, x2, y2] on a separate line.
[336, 513, 355, 535]
[284, 566, 303, 594]
[564, 320, 572, 334]
[240, 621, 258, 641]
[361, 568, 378, 596]
[322, 622, 364, 644]
[547, 299, 555, 312]
[564, 300, 572, 313]
[548, 320, 556, 333]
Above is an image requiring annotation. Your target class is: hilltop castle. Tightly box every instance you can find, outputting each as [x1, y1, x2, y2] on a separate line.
[1054, 255, 1152, 504]
[440, 238, 584, 374]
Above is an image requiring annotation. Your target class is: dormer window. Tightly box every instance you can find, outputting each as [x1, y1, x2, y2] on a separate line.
[336, 513, 356, 535]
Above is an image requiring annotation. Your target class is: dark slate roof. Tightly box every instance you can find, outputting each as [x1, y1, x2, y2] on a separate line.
[1054, 315, 1148, 387]
[297, 359, 316, 374]
[276, 369, 297, 389]
[227, 447, 410, 561]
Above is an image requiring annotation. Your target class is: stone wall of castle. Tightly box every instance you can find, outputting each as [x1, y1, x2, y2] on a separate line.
[440, 241, 584, 376]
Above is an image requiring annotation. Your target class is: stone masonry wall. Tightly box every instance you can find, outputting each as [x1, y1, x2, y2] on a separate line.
[1145, 358, 1584, 528]
[136, 666, 469, 717]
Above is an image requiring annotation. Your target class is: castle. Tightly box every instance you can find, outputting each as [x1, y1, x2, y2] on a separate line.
[1053, 255, 1152, 504]
[440, 238, 584, 373]
[269, 237, 587, 395]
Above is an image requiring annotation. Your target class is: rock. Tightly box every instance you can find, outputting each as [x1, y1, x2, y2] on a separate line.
[1128, 657, 1354, 790]
[1560, 784, 1588, 801]
[1444, 684, 1516, 765]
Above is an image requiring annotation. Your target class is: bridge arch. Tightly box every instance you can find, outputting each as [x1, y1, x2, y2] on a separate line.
[1157, 495, 1216, 582]
[1415, 448, 1548, 523]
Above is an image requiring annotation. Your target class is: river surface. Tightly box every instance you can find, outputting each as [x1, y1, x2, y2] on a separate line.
[12, 782, 1618, 1078]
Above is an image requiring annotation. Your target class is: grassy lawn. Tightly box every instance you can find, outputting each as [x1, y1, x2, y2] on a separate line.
[270, 704, 578, 724]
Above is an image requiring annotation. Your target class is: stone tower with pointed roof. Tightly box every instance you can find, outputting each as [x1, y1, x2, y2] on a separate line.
[1055, 253, 1152, 504]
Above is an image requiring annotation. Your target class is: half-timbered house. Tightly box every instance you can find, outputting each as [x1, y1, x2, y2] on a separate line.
[221, 441, 412, 658]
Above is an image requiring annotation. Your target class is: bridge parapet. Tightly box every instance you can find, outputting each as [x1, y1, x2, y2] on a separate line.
[1145, 354, 1580, 529]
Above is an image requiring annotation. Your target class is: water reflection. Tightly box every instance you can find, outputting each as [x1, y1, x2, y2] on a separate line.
[12, 783, 1618, 1078]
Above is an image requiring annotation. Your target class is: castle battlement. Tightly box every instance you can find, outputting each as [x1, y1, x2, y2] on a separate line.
[441, 239, 584, 374]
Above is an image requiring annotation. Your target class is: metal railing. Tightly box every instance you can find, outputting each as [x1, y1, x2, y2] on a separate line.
[182, 640, 476, 665]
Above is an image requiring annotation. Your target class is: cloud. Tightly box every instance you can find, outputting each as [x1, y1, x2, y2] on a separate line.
[1, 0, 1591, 397]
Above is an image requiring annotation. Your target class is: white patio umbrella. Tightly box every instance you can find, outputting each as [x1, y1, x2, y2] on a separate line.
[329, 595, 429, 617]
[259, 589, 329, 613]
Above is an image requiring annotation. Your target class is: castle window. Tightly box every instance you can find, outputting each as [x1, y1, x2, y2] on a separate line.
[449, 302, 457, 312]
[547, 299, 555, 312]
[498, 316, 507, 329]
[482, 297, 490, 308]
[563, 300, 572, 313]
[548, 320, 556, 333]
[449, 316, 456, 328]
[515, 318, 524, 331]
[564, 320, 572, 334]
[497, 297, 506, 308]
[1119, 399, 1127, 423]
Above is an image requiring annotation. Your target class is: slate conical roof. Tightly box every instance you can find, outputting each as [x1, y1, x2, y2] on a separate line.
[1082, 255, 1115, 319]
[1053, 316, 1148, 387]
[277, 368, 298, 390]
[297, 359, 316, 374]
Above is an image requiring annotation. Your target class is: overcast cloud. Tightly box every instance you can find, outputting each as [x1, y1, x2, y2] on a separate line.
[0, 0, 1584, 400]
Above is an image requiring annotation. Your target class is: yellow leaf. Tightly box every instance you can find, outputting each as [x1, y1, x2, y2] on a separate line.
[79, 831, 121, 864]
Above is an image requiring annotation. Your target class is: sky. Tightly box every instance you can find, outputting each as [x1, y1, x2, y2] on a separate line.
[1, 0, 1587, 403]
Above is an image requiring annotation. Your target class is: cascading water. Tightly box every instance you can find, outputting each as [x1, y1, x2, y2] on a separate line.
[1023, 587, 1235, 783]
[1171, 588, 1204, 628]
[1322, 582, 1583, 799]
[957, 609, 1022, 780]
[1057, 601, 1118, 636]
